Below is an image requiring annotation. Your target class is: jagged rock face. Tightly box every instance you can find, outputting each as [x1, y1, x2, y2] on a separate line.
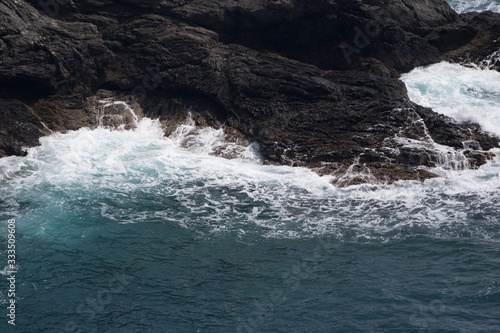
[443, 11, 500, 70]
[1, 0, 499, 185]
[20, 0, 461, 72]
[0, 1, 111, 96]
[164, 0, 460, 71]
[0, 99, 46, 156]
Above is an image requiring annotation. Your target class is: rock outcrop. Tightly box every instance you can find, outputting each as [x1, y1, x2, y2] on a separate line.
[442, 11, 500, 69]
[1, 0, 499, 185]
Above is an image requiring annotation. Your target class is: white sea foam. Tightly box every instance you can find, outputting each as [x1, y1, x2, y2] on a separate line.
[2, 79, 500, 241]
[169, 113, 263, 163]
[446, 0, 500, 14]
[401, 62, 500, 137]
[0, 111, 499, 241]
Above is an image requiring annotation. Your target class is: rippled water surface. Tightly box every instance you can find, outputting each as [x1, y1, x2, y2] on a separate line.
[2, 27, 500, 333]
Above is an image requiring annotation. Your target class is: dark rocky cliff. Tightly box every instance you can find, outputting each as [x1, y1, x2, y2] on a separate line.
[1, 0, 499, 185]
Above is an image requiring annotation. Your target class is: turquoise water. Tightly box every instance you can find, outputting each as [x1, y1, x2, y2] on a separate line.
[1, 63, 500, 332]
[2, 3, 500, 329]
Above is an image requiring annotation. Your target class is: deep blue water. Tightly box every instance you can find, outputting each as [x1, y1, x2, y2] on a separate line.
[0, 64, 499, 332]
[1, 2, 500, 332]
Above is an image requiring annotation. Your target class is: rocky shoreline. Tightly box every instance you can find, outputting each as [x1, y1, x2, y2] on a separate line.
[1, 0, 499, 186]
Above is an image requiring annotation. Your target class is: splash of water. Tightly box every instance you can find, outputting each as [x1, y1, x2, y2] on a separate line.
[2, 61, 500, 241]
[446, 0, 500, 14]
[1, 104, 499, 241]
[401, 62, 500, 137]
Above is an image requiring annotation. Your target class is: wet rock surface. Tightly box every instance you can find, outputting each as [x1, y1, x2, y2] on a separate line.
[1, 0, 499, 185]
[0, 99, 46, 157]
[442, 11, 500, 70]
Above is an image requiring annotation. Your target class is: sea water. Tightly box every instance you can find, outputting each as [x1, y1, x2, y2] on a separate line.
[2, 4, 500, 333]
[446, 0, 500, 14]
[401, 62, 500, 136]
[0, 64, 499, 332]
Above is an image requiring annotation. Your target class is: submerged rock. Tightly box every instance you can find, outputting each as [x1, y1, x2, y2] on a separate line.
[0, 0, 499, 184]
